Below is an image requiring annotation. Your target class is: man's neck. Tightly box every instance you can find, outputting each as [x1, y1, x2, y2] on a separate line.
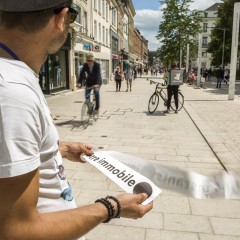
[0, 28, 48, 73]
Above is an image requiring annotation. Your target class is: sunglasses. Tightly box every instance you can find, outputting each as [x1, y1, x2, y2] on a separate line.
[87, 60, 94, 62]
[54, 6, 78, 24]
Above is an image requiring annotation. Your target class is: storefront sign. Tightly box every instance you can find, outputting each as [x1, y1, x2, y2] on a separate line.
[112, 54, 120, 59]
[83, 44, 93, 51]
[93, 44, 101, 52]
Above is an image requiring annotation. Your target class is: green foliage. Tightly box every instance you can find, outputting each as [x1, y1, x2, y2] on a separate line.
[207, 0, 240, 67]
[156, 0, 202, 66]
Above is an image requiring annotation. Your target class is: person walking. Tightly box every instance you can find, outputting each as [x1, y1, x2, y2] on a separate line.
[164, 65, 180, 114]
[78, 54, 102, 113]
[208, 68, 212, 81]
[125, 66, 133, 92]
[216, 67, 224, 88]
[114, 66, 122, 91]
[0, 1, 153, 240]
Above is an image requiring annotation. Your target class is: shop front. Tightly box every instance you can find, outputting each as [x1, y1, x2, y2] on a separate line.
[111, 30, 119, 73]
[39, 33, 71, 94]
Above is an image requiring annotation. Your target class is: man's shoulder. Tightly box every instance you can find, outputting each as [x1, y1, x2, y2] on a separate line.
[94, 61, 100, 67]
[0, 61, 42, 106]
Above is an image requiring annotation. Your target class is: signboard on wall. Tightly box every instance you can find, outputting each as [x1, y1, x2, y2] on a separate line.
[93, 44, 101, 52]
[83, 44, 93, 51]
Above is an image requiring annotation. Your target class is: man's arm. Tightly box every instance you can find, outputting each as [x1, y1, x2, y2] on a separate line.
[97, 63, 103, 85]
[78, 64, 86, 84]
[0, 169, 152, 240]
[59, 142, 93, 163]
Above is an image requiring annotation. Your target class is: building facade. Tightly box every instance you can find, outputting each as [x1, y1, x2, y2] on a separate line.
[199, 3, 221, 69]
[39, 0, 149, 93]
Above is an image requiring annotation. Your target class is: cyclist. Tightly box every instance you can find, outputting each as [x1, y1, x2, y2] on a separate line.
[78, 54, 102, 113]
[164, 64, 179, 114]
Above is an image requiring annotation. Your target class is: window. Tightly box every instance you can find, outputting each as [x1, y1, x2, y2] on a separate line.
[98, 0, 101, 14]
[99, 22, 101, 42]
[103, 26, 105, 44]
[204, 12, 208, 18]
[106, 2, 109, 21]
[94, 20, 97, 40]
[83, 12, 88, 34]
[94, 0, 97, 10]
[112, 9, 116, 26]
[106, 28, 108, 45]
[75, 5, 81, 24]
[203, 23, 208, 32]
[202, 37, 208, 48]
[102, 0, 105, 18]
[202, 52, 207, 57]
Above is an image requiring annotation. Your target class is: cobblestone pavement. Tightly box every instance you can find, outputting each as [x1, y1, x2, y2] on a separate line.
[47, 76, 240, 240]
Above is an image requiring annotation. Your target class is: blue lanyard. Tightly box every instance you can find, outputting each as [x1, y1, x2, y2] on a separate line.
[0, 42, 20, 61]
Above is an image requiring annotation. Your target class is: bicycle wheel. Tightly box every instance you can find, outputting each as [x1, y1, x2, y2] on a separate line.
[81, 102, 90, 128]
[170, 92, 184, 111]
[92, 100, 99, 122]
[148, 93, 159, 114]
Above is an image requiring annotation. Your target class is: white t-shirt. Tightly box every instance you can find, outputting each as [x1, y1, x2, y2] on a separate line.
[0, 58, 77, 212]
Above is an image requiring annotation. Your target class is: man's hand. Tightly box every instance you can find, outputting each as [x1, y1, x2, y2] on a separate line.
[115, 193, 153, 219]
[59, 142, 93, 163]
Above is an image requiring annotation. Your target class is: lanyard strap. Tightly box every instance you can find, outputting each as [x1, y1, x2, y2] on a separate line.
[0, 42, 20, 61]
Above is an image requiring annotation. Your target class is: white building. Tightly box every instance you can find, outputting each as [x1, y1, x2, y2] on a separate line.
[71, 0, 112, 86]
[199, 3, 222, 69]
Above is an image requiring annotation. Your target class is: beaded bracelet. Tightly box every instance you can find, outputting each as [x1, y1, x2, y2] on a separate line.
[95, 198, 115, 223]
[107, 196, 121, 218]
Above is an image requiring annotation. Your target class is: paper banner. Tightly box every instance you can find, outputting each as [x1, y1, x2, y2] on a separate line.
[81, 150, 162, 205]
[106, 151, 240, 199]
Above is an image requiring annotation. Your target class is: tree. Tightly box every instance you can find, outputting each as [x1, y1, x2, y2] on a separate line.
[156, 0, 202, 66]
[207, 0, 239, 67]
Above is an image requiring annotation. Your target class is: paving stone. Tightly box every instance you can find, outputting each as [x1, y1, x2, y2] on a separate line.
[154, 195, 191, 214]
[190, 199, 240, 218]
[86, 225, 146, 240]
[164, 213, 212, 233]
[146, 229, 199, 240]
[210, 217, 240, 236]
[199, 234, 240, 240]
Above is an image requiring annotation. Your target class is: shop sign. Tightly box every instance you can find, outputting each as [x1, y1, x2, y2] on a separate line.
[83, 44, 93, 51]
[93, 44, 101, 52]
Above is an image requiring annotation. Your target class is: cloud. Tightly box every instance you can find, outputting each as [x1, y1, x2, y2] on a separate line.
[134, 0, 221, 51]
[134, 9, 163, 50]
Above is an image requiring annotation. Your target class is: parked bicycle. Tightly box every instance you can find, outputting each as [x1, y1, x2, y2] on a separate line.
[148, 79, 184, 114]
[81, 85, 99, 128]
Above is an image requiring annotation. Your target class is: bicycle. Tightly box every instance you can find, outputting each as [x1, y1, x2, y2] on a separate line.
[81, 85, 99, 128]
[148, 79, 184, 114]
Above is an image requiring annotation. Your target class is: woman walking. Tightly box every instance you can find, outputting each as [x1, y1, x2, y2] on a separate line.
[114, 66, 122, 91]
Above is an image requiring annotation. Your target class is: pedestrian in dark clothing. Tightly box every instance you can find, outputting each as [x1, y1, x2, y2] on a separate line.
[114, 66, 122, 91]
[78, 54, 102, 112]
[208, 69, 212, 81]
[164, 65, 179, 114]
[216, 67, 224, 88]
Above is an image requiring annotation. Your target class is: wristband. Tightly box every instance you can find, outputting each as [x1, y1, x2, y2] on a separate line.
[106, 196, 121, 218]
[95, 198, 115, 223]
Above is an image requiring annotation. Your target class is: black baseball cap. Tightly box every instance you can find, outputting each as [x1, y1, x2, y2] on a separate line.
[0, 0, 69, 12]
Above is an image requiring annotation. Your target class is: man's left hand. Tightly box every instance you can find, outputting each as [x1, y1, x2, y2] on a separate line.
[59, 142, 93, 163]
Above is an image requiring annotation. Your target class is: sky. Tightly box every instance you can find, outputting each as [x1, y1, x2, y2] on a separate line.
[132, 0, 221, 51]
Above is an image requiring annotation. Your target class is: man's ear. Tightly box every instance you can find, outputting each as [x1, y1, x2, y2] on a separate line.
[55, 7, 69, 32]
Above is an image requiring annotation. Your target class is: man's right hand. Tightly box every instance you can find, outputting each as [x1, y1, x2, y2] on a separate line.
[116, 193, 153, 219]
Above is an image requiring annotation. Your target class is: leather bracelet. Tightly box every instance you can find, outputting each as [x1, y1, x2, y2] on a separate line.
[107, 196, 121, 218]
[95, 198, 115, 223]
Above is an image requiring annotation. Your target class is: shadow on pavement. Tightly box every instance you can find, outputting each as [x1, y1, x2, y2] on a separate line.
[143, 111, 167, 117]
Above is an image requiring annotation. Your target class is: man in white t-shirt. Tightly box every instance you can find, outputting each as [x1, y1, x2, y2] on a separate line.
[0, 1, 153, 239]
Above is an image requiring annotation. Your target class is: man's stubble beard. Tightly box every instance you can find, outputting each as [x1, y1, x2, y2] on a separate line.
[47, 21, 70, 55]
